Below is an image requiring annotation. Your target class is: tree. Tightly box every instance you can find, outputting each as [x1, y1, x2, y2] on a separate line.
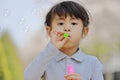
[0, 32, 23, 80]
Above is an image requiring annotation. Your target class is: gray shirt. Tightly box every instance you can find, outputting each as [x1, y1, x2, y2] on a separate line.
[24, 42, 104, 80]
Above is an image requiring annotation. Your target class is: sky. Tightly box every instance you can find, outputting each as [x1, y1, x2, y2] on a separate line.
[0, 0, 54, 47]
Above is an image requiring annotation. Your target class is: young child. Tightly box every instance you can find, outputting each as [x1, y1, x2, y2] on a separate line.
[24, 1, 104, 80]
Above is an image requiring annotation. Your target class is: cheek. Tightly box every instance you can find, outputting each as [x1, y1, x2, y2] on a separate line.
[72, 28, 83, 36]
[74, 35, 82, 41]
[52, 26, 63, 32]
[71, 31, 83, 41]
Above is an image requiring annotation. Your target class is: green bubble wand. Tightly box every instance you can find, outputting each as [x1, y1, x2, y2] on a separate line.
[63, 33, 69, 38]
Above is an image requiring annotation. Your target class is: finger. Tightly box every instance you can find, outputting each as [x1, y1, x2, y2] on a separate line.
[57, 34, 64, 41]
[53, 30, 58, 35]
[67, 76, 75, 80]
[52, 31, 64, 40]
[65, 73, 76, 76]
[65, 75, 75, 80]
[51, 30, 57, 36]
[55, 31, 65, 41]
[61, 37, 69, 45]
[52, 31, 63, 36]
[67, 75, 80, 80]
[65, 73, 80, 77]
[64, 74, 74, 80]
[56, 37, 69, 49]
[56, 31, 64, 37]
[57, 32, 63, 36]
[64, 73, 80, 80]
[51, 30, 58, 40]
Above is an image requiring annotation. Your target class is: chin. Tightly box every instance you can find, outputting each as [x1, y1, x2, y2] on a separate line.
[62, 42, 74, 49]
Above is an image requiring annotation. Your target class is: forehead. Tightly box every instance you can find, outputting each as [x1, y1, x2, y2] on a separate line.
[53, 14, 81, 21]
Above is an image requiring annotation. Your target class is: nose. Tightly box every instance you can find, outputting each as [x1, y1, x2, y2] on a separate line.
[64, 27, 71, 32]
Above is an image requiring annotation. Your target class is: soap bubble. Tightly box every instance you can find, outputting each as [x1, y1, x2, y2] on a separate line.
[24, 26, 31, 32]
[3, 9, 10, 17]
[31, 4, 50, 17]
[25, 26, 29, 32]
[31, 8, 42, 16]
[31, 8, 37, 15]
[19, 18, 25, 25]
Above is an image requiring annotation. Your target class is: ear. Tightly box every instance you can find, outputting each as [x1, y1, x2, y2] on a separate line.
[46, 26, 52, 37]
[82, 27, 89, 38]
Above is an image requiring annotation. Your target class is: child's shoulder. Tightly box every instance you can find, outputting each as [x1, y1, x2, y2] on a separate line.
[85, 54, 103, 71]
[84, 53, 98, 61]
[83, 53, 102, 65]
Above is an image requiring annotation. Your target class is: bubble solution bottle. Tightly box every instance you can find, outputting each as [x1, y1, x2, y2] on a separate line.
[67, 64, 74, 74]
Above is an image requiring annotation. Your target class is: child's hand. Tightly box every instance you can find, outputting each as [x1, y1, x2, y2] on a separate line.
[64, 73, 81, 80]
[50, 30, 69, 49]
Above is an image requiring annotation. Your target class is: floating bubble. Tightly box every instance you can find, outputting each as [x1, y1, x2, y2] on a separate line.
[24, 26, 31, 32]
[31, 8, 41, 16]
[31, 6, 49, 17]
[31, 8, 37, 15]
[19, 18, 25, 25]
[3, 9, 10, 17]
[25, 26, 29, 32]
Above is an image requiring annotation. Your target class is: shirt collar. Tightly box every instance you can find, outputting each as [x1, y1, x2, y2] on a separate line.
[55, 51, 67, 62]
[55, 49, 85, 63]
[71, 49, 85, 62]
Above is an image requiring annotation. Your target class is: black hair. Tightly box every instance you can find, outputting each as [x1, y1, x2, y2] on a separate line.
[45, 1, 89, 27]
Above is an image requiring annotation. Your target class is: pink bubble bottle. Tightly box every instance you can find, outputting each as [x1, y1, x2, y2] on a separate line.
[67, 64, 74, 74]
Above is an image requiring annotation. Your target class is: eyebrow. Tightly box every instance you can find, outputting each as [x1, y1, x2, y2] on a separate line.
[56, 17, 79, 21]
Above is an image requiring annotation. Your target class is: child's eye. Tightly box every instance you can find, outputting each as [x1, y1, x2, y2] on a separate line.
[71, 22, 78, 25]
[58, 23, 64, 26]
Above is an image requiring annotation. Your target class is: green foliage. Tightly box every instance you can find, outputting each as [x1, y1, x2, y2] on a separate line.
[0, 32, 23, 80]
[81, 41, 110, 62]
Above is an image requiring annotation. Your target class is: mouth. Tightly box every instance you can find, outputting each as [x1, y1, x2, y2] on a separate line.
[68, 35, 71, 38]
[63, 33, 71, 38]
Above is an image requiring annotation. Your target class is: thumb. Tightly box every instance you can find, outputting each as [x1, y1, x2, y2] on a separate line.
[57, 37, 69, 49]
[61, 37, 69, 45]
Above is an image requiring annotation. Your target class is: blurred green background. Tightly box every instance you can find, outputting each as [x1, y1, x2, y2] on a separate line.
[0, 32, 23, 80]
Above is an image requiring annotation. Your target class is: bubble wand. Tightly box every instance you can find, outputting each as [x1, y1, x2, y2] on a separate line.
[67, 64, 74, 74]
[63, 33, 69, 38]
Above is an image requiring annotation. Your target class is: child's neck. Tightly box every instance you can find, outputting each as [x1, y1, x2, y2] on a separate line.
[60, 46, 79, 56]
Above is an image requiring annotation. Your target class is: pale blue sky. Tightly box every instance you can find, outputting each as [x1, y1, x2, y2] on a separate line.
[0, 0, 53, 47]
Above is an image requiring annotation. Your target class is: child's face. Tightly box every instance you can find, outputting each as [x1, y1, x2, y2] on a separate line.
[47, 15, 89, 48]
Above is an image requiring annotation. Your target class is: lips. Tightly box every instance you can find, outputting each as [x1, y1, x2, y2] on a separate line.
[53, 31, 71, 38]
[68, 35, 71, 38]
